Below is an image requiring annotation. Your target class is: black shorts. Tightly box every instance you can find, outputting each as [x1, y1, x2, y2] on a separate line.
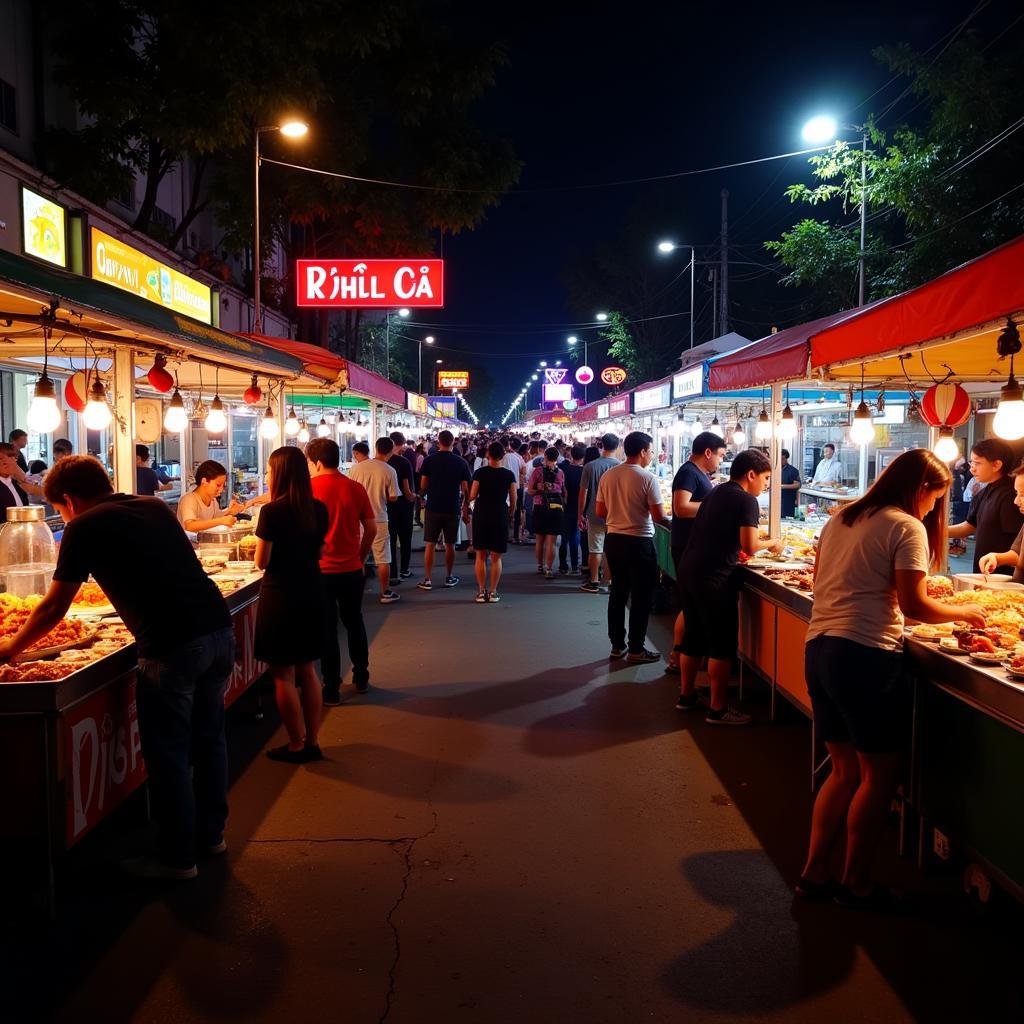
[804, 635, 910, 754]
[678, 583, 739, 662]
[532, 505, 563, 536]
[423, 510, 460, 544]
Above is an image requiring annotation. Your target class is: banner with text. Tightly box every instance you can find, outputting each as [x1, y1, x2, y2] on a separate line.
[296, 259, 444, 308]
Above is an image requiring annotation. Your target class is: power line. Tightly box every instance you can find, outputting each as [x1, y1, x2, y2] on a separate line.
[259, 144, 833, 197]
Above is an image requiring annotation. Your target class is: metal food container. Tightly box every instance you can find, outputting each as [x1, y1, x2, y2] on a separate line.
[952, 573, 1024, 592]
[196, 523, 255, 560]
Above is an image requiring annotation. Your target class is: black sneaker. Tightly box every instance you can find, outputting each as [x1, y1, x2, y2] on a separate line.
[389, 577, 400, 586]
[353, 676, 369, 694]
[399, 570, 413, 579]
[674, 693, 700, 711]
[627, 648, 661, 664]
[705, 707, 751, 726]
[322, 688, 341, 707]
[580, 581, 600, 593]
[444, 575, 460, 587]
[416, 578, 433, 591]
[558, 566, 569, 575]
[610, 646, 626, 659]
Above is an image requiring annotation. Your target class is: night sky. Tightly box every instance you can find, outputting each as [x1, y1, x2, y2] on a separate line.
[404, 3, 1000, 423]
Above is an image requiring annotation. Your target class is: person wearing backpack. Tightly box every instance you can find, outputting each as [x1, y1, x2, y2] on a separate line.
[528, 446, 566, 578]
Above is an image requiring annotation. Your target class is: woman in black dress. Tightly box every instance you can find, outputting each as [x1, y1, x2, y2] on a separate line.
[470, 441, 517, 603]
[254, 446, 329, 763]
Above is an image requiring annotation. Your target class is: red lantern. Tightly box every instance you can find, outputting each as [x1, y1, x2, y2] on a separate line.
[243, 375, 263, 406]
[64, 371, 88, 413]
[147, 354, 174, 393]
[920, 382, 971, 428]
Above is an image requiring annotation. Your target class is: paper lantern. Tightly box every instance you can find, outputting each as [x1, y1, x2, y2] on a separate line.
[243, 375, 263, 406]
[920, 382, 971, 428]
[64, 371, 89, 413]
[146, 354, 174, 393]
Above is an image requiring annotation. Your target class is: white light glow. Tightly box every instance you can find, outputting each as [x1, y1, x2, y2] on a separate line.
[802, 115, 838, 145]
[933, 431, 959, 463]
[279, 120, 308, 138]
[261, 408, 279, 439]
[849, 405, 875, 446]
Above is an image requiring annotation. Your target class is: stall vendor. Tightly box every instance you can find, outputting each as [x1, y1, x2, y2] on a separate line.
[977, 462, 1024, 580]
[177, 460, 244, 533]
[811, 444, 844, 485]
[948, 438, 1023, 574]
[780, 449, 802, 518]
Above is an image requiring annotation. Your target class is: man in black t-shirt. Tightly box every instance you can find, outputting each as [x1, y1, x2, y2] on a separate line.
[557, 444, 586, 573]
[418, 430, 472, 589]
[675, 449, 782, 726]
[387, 432, 416, 583]
[780, 449, 802, 519]
[0, 457, 234, 880]
[136, 444, 173, 497]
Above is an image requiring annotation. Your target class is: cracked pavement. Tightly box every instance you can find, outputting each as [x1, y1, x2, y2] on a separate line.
[18, 545, 1024, 1023]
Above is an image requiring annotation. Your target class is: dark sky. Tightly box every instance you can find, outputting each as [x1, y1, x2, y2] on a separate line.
[407, 2, 998, 423]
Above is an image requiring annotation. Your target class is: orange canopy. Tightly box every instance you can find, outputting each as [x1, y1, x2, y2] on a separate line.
[241, 333, 346, 383]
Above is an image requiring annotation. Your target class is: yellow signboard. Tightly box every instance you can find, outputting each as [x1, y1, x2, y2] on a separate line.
[21, 187, 67, 268]
[90, 227, 212, 324]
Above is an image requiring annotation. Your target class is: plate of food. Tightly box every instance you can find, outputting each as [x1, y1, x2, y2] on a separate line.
[939, 637, 969, 655]
[19, 624, 98, 661]
[910, 623, 954, 642]
[1007, 655, 1024, 679]
[67, 581, 117, 618]
[970, 649, 1008, 666]
[224, 560, 255, 571]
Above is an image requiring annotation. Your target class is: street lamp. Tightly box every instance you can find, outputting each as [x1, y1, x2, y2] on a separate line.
[419, 335, 435, 394]
[801, 115, 868, 306]
[254, 119, 308, 333]
[595, 312, 608, 322]
[656, 240, 695, 350]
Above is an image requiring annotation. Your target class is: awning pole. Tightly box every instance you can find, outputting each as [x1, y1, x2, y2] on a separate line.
[112, 348, 135, 493]
[770, 382, 783, 539]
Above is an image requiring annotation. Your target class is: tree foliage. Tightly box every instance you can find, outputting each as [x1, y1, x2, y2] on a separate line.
[40, 0, 522, 365]
[766, 31, 1024, 308]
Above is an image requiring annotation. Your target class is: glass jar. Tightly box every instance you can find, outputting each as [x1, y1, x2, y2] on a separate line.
[0, 506, 57, 598]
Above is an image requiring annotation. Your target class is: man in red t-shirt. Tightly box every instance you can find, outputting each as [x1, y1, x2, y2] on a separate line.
[307, 437, 377, 704]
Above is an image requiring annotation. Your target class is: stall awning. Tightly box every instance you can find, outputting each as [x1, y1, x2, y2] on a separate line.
[809, 234, 1024, 384]
[0, 249, 303, 376]
[708, 309, 868, 392]
[342, 360, 406, 407]
[677, 332, 751, 372]
[241, 333, 346, 383]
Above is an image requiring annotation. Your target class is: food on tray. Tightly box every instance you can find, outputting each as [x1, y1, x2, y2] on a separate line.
[0, 661, 77, 682]
[0, 595, 90, 654]
[214, 579, 241, 595]
[910, 623, 954, 641]
[969, 635, 997, 655]
[970, 650, 1007, 665]
[1009, 654, 1024, 672]
[239, 534, 258, 551]
[926, 576, 954, 598]
[763, 568, 814, 591]
[71, 581, 111, 608]
[939, 637, 968, 654]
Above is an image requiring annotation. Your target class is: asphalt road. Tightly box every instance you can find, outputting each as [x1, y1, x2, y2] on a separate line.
[9, 540, 1023, 1023]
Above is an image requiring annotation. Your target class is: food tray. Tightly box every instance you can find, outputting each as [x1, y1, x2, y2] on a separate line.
[67, 603, 117, 618]
[18, 627, 98, 661]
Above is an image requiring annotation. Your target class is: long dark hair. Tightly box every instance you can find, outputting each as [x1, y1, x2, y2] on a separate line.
[268, 446, 317, 533]
[838, 448, 951, 571]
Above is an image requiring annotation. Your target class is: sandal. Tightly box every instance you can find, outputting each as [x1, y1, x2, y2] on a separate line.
[488, 592, 500, 603]
[266, 744, 309, 764]
[475, 591, 487, 603]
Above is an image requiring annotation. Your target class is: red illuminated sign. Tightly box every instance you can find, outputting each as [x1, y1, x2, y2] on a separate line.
[601, 366, 628, 386]
[296, 259, 444, 308]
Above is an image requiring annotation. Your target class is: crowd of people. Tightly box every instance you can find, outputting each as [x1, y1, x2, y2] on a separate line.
[0, 420, 1018, 910]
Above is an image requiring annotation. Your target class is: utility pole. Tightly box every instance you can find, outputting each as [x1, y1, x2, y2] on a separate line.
[709, 267, 718, 339]
[719, 188, 729, 335]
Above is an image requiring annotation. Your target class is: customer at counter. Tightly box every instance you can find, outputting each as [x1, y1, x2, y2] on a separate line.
[799, 449, 985, 909]
[675, 449, 783, 725]
[947, 439, 1022, 573]
[255, 447, 329, 764]
[666, 431, 726, 674]
[178, 460, 244, 533]
[136, 444, 173, 497]
[0, 456, 235, 880]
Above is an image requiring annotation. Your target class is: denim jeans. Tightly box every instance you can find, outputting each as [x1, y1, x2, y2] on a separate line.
[604, 534, 658, 652]
[136, 626, 235, 868]
[321, 570, 369, 689]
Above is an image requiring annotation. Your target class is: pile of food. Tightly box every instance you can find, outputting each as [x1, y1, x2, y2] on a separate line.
[71, 581, 111, 608]
[762, 568, 814, 592]
[945, 589, 1024, 631]
[0, 594, 92, 654]
[926, 576, 955, 598]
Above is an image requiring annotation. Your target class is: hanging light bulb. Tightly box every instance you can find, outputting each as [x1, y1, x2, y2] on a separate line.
[205, 395, 227, 434]
[298, 421, 311, 444]
[261, 403, 279, 439]
[779, 403, 797, 441]
[732, 421, 746, 447]
[285, 407, 300, 436]
[27, 372, 61, 433]
[933, 426, 959, 463]
[994, 374, 1024, 440]
[316, 417, 330, 438]
[164, 387, 188, 433]
[754, 408, 772, 442]
[849, 400, 875, 446]
[82, 378, 112, 430]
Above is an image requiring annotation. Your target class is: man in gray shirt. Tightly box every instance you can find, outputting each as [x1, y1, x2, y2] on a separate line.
[578, 432, 620, 593]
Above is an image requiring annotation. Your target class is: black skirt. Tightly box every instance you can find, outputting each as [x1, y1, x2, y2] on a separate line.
[254, 579, 323, 666]
[532, 504, 563, 536]
[472, 508, 508, 553]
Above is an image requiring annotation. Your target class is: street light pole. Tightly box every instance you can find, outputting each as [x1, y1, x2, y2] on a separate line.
[656, 241, 695, 349]
[858, 129, 867, 307]
[253, 119, 308, 335]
